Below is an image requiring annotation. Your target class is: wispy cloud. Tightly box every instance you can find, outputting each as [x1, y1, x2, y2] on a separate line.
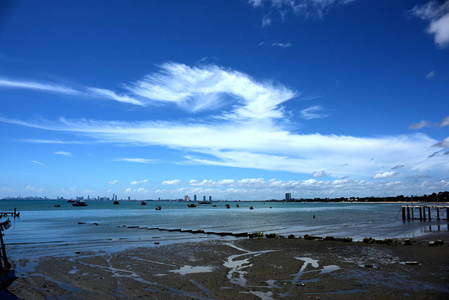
[87, 87, 144, 106]
[32, 160, 46, 167]
[25, 184, 44, 193]
[272, 42, 292, 47]
[130, 179, 148, 185]
[116, 158, 155, 164]
[108, 180, 120, 185]
[391, 164, 405, 170]
[125, 62, 297, 118]
[426, 70, 436, 78]
[300, 105, 328, 119]
[371, 171, 398, 180]
[54, 151, 71, 156]
[311, 170, 330, 178]
[440, 116, 449, 128]
[411, 0, 449, 48]
[162, 179, 181, 185]
[0, 78, 79, 94]
[248, 0, 357, 19]
[409, 120, 432, 129]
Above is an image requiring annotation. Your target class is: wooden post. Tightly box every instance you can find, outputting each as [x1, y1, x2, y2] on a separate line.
[428, 207, 431, 220]
[14, 208, 16, 218]
[402, 207, 406, 220]
[411, 207, 414, 219]
[419, 207, 422, 220]
[436, 207, 440, 220]
[407, 206, 410, 220]
[423, 207, 426, 221]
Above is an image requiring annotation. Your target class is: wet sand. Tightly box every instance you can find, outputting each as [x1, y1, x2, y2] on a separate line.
[8, 232, 449, 299]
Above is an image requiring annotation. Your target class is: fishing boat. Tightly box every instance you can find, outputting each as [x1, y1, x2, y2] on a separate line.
[72, 200, 87, 207]
[113, 200, 119, 205]
[187, 203, 197, 208]
[0, 219, 17, 291]
[141, 201, 147, 205]
[155, 206, 161, 210]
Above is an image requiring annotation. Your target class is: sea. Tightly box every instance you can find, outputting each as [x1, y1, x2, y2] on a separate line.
[1, 200, 448, 260]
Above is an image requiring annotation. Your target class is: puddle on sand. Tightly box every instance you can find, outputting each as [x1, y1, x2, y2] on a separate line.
[169, 265, 214, 275]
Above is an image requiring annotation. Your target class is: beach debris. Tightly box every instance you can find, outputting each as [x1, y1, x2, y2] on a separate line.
[364, 264, 374, 268]
[429, 240, 445, 246]
[403, 239, 412, 245]
[323, 236, 334, 241]
[405, 261, 419, 265]
[363, 237, 375, 244]
[154, 242, 160, 245]
[304, 234, 322, 240]
[265, 233, 277, 238]
[78, 222, 86, 225]
[288, 234, 295, 239]
[249, 232, 264, 238]
[343, 237, 352, 242]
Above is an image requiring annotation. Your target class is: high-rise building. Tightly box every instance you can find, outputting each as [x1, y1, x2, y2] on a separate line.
[209, 196, 212, 201]
[184, 195, 189, 201]
[203, 195, 206, 201]
[194, 194, 197, 201]
[285, 193, 291, 201]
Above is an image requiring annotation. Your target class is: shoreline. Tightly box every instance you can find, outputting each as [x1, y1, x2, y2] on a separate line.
[7, 231, 449, 299]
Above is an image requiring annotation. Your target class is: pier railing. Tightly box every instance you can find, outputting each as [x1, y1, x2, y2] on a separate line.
[401, 205, 448, 221]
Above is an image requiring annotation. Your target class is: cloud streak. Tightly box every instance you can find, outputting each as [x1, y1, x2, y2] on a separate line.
[411, 0, 449, 48]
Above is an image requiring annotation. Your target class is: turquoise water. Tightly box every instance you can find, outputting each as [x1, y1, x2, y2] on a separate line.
[1, 200, 447, 259]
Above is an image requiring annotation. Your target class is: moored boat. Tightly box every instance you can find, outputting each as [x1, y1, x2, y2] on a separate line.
[72, 200, 87, 206]
[0, 219, 17, 291]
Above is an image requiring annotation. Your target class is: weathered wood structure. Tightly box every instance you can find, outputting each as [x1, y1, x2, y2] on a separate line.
[402, 205, 449, 221]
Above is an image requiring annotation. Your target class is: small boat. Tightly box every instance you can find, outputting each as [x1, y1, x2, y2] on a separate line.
[113, 200, 119, 205]
[225, 204, 230, 209]
[72, 200, 87, 207]
[141, 201, 147, 205]
[187, 203, 197, 208]
[67, 199, 75, 203]
[54, 204, 61, 207]
[236, 204, 240, 208]
[198, 201, 212, 205]
[155, 206, 162, 210]
[249, 206, 254, 210]
[0, 219, 17, 290]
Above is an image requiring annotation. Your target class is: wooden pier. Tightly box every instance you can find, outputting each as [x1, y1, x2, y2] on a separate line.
[401, 205, 448, 221]
[0, 208, 20, 218]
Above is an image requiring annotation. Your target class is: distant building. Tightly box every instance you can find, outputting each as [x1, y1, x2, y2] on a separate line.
[194, 194, 197, 201]
[209, 196, 212, 201]
[128, 196, 131, 201]
[285, 193, 291, 201]
[203, 195, 206, 201]
[184, 195, 189, 201]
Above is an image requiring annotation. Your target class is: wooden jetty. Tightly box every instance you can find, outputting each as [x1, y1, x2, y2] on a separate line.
[0, 208, 20, 218]
[401, 205, 449, 221]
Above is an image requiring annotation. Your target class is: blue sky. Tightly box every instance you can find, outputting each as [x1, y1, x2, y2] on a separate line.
[1, 0, 448, 200]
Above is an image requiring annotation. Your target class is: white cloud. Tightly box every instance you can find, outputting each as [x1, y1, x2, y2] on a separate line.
[125, 63, 296, 118]
[426, 70, 436, 78]
[32, 160, 46, 167]
[300, 105, 328, 120]
[130, 179, 148, 185]
[312, 170, 330, 178]
[108, 180, 120, 184]
[116, 158, 154, 164]
[125, 187, 149, 194]
[409, 120, 432, 129]
[272, 42, 292, 47]
[411, 0, 449, 48]
[440, 116, 449, 127]
[262, 16, 272, 27]
[87, 87, 144, 106]
[25, 185, 44, 193]
[248, 0, 357, 19]
[435, 137, 449, 148]
[371, 171, 398, 180]
[0, 78, 78, 94]
[162, 179, 181, 185]
[54, 151, 71, 156]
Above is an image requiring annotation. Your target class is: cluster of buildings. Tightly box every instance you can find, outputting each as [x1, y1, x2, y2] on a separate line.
[184, 194, 212, 202]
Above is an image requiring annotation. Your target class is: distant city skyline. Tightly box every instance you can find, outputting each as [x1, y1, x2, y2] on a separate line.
[1, 1, 449, 200]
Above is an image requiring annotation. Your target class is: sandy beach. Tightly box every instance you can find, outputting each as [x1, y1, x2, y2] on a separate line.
[7, 231, 449, 299]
